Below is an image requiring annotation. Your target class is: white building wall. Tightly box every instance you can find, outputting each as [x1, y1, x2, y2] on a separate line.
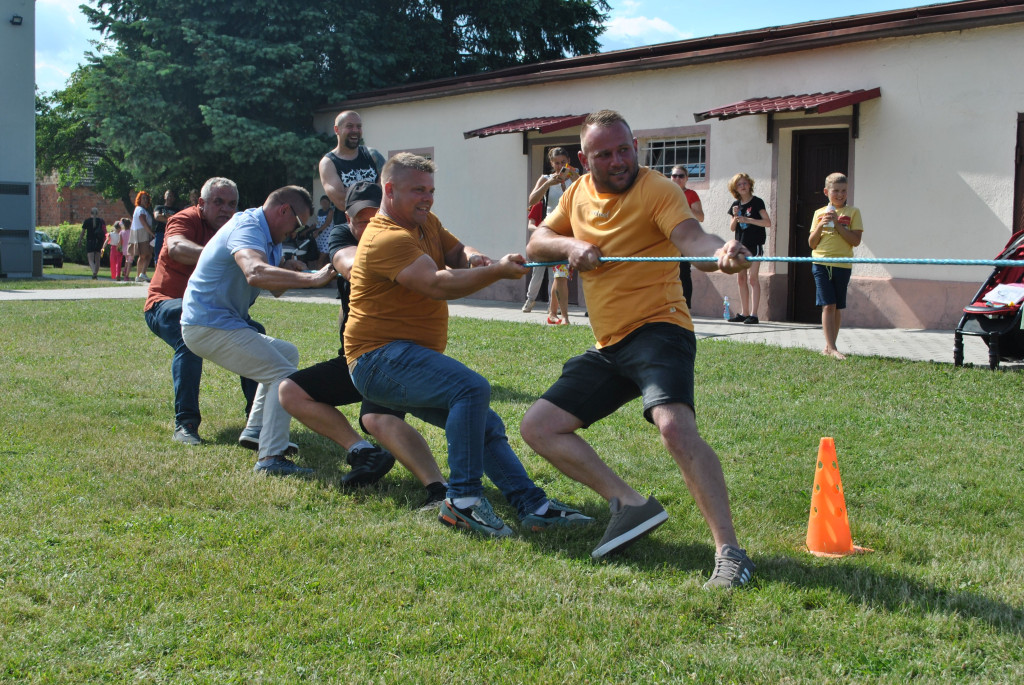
[317, 20, 1024, 325]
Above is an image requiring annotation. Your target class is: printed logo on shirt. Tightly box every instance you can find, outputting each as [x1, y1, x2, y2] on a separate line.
[340, 168, 378, 187]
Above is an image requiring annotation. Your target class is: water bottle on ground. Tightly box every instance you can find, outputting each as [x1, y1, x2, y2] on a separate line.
[723, 296, 731, 321]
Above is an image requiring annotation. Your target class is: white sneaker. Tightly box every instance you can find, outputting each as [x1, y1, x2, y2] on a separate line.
[135, 274, 149, 282]
[522, 299, 535, 313]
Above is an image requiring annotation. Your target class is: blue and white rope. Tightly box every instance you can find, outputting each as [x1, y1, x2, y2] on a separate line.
[524, 256, 1022, 268]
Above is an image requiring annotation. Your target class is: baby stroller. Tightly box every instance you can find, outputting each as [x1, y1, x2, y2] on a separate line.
[953, 229, 1024, 369]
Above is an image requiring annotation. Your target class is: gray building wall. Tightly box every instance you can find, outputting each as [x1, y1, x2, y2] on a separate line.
[0, 0, 37, 277]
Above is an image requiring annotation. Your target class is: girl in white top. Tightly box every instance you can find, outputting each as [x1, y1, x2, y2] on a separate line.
[129, 191, 154, 282]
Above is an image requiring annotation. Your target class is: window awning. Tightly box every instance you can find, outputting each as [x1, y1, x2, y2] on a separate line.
[694, 88, 881, 122]
[463, 114, 589, 139]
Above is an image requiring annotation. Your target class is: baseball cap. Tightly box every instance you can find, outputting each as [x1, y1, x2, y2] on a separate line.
[345, 181, 382, 217]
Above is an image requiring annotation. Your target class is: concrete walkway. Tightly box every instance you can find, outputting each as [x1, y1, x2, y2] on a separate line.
[2, 280, 1018, 369]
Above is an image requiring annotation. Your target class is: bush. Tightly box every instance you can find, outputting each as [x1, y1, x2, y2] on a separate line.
[38, 222, 114, 266]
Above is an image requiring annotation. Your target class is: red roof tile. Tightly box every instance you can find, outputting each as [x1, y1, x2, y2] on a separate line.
[464, 114, 589, 139]
[694, 88, 881, 121]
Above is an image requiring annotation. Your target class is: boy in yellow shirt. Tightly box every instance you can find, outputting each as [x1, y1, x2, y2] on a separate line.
[809, 172, 864, 360]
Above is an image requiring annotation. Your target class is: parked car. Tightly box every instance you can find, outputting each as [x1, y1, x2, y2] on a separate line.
[35, 231, 64, 268]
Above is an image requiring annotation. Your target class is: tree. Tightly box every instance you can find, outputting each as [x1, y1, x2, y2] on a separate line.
[48, 0, 608, 203]
[35, 69, 137, 212]
[386, 0, 609, 82]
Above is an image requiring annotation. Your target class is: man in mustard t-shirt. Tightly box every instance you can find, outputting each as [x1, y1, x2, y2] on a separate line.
[345, 153, 592, 538]
[521, 110, 756, 589]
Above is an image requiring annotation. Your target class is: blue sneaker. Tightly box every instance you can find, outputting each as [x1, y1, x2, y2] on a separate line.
[520, 499, 595, 532]
[438, 497, 513, 538]
[253, 456, 313, 477]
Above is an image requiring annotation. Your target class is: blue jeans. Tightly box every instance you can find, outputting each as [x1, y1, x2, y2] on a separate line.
[145, 299, 262, 428]
[351, 341, 546, 517]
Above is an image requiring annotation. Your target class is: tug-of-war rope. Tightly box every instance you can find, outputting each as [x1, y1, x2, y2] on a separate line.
[523, 256, 1021, 268]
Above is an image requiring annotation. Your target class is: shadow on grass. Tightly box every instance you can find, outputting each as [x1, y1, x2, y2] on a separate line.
[763, 554, 1023, 635]
[208, 423, 1023, 637]
[490, 383, 543, 403]
[523, 527, 1024, 636]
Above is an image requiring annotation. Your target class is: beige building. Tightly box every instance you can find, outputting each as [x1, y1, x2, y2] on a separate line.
[315, 0, 1024, 329]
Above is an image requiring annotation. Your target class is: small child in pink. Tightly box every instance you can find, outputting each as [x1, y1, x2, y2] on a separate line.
[103, 221, 124, 280]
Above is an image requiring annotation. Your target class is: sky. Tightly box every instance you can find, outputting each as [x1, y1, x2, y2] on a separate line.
[34, 0, 961, 95]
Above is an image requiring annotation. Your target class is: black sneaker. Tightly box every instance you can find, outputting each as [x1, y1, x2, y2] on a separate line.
[591, 496, 668, 559]
[342, 445, 395, 486]
[172, 423, 202, 445]
[520, 499, 595, 532]
[727, 314, 746, 323]
[743, 316, 760, 325]
[418, 482, 448, 511]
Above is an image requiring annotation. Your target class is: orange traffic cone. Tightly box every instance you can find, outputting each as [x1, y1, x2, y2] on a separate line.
[806, 437, 871, 557]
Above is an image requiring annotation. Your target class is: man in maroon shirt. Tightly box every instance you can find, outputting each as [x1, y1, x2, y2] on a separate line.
[144, 177, 260, 445]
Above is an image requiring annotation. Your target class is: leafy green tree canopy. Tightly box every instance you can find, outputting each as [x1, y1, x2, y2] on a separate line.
[40, 0, 607, 204]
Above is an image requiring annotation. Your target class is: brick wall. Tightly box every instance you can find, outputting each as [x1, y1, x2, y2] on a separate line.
[36, 182, 130, 227]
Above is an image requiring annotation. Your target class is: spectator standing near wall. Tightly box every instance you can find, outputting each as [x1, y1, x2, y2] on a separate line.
[669, 165, 705, 310]
[726, 173, 771, 324]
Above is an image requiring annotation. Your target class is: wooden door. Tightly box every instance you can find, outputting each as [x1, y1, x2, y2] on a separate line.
[788, 130, 850, 322]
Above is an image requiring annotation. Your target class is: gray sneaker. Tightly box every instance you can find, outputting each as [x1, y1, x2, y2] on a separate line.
[522, 299, 535, 313]
[591, 496, 668, 559]
[703, 544, 755, 589]
[253, 455, 313, 477]
[172, 423, 201, 445]
[438, 497, 513, 538]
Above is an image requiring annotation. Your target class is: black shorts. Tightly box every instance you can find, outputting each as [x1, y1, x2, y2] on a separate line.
[287, 355, 405, 431]
[540, 322, 696, 427]
[744, 243, 765, 257]
[86, 237, 104, 252]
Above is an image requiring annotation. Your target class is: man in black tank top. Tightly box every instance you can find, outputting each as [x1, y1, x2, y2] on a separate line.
[319, 110, 386, 300]
[319, 110, 385, 226]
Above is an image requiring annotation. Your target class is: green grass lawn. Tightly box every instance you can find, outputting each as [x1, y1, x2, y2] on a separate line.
[1, 299, 1021, 683]
[1, 262, 130, 290]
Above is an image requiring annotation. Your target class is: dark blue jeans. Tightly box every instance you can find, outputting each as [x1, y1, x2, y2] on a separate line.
[351, 341, 547, 517]
[145, 299, 262, 428]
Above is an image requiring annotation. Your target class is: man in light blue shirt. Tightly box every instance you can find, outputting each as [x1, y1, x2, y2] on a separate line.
[182, 186, 336, 476]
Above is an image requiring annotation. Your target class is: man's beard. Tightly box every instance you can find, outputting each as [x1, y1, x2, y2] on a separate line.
[343, 136, 360, 150]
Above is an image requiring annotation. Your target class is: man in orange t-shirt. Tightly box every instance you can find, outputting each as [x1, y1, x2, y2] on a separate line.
[345, 153, 592, 538]
[521, 110, 756, 589]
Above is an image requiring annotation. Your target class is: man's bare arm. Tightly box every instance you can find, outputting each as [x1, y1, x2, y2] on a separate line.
[233, 248, 335, 296]
[395, 253, 526, 300]
[166, 234, 205, 265]
[443, 242, 490, 269]
[318, 156, 348, 210]
[332, 245, 358, 281]
[669, 219, 750, 274]
[527, 225, 603, 272]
